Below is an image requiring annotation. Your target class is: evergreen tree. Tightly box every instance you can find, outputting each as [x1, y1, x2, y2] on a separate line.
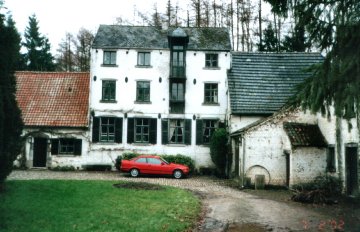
[0, 11, 24, 190]
[258, 23, 278, 51]
[23, 14, 55, 71]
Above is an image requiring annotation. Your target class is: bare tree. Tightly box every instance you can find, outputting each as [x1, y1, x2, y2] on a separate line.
[74, 28, 94, 71]
[56, 32, 75, 71]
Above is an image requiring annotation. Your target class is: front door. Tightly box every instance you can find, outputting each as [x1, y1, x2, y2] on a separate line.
[33, 138, 47, 167]
[345, 146, 359, 195]
[234, 139, 240, 176]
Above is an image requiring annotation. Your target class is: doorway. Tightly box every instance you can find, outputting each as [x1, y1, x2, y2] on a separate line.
[234, 139, 240, 176]
[345, 145, 359, 195]
[33, 138, 47, 167]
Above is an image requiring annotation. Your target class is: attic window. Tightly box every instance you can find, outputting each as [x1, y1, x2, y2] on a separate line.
[205, 54, 218, 68]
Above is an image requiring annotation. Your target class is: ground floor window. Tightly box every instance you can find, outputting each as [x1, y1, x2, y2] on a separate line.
[162, 119, 191, 145]
[92, 117, 123, 143]
[51, 138, 82, 156]
[127, 118, 157, 144]
[196, 119, 219, 145]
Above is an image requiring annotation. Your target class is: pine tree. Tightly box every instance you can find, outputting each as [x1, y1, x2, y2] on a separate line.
[23, 14, 55, 71]
[0, 12, 23, 190]
[258, 23, 278, 51]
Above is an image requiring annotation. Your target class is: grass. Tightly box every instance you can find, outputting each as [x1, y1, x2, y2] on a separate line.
[0, 180, 201, 232]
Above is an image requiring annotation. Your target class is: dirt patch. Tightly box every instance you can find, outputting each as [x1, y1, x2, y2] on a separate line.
[113, 182, 165, 190]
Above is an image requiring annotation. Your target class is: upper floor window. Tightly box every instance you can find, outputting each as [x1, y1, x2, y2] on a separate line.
[137, 52, 151, 66]
[204, 83, 218, 104]
[103, 51, 116, 65]
[136, 81, 150, 102]
[205, 54, 218, 68]
[102, 80, 116, 102]
[170, 82, 184, 101]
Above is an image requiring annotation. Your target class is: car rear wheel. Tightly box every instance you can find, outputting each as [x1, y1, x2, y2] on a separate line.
[173, 170, 183, 179]
[130, 169, 139, 177]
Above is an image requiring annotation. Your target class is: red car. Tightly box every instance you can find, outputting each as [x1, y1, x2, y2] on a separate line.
[120, 155, 189, 179]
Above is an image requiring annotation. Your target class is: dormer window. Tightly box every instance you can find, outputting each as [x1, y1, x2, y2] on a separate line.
[205, 54, 218, 68]
[103, 51, 116, 65]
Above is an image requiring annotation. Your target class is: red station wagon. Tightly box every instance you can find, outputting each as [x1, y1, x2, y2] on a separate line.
[120, 155, 190, 179]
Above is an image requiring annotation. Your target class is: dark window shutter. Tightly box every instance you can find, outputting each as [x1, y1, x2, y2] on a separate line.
[115, 118, 123, 143]
[74, 139, 82, 156]
[51, 139, 59, 155]
[149, 119, 157, 144]
[127, 118, 135, 144]
[92, 117, 100, 142]
[161, 119, 168, 145]
[218, 121, 226, 128]
[185, 119, 192, 145]
[196, 120, 203, 145]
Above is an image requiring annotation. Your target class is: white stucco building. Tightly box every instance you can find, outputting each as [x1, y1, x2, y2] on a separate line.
[88, 26, 231, 168]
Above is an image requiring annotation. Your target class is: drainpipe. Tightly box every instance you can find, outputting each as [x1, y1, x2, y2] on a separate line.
[242, 135, 246, 187]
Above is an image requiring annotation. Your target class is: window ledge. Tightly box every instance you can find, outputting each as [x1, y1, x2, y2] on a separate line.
[53, 154, 79, 157]
[202, 103, 220, 106]
[101, 64, 118, 67]
[166, 143, 188, 147]
[134, 101, 152, 104]
[131, 143, 153, 146]
[100, 100, 117, 103]
[135, 65, 153, 68]
[203, 67, 220, 70]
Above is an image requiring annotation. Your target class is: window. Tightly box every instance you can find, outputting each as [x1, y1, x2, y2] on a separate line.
[327, 146, 336, 172]
[204, 83, 218, 104]
[127, 118, 157, 144]
[205, 54, 218, 68]
[137, 52, 151, 66]
[161, 119, 191, 145]
[135, 158, 147, 163]
[136, 81, 150, 102]
[196, 120, 218, 145]
[148, 158, 162, 165]
[51, 139, 82, 156]
[103, 51, 116, 65]
[171, 46, 185, 78]
[170, 82, 184, 101]
[135, 118, 150, 143]
[92, 117, 123, 143]
[102, 80, 116, 102]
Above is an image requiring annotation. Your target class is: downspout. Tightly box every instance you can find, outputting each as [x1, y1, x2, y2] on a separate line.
[242, 135, 246, 187]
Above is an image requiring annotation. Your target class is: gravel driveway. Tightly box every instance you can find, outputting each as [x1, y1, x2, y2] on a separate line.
[7, 170, 355, 231]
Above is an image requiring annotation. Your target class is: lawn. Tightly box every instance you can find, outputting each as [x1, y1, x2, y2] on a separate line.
[0, 180, 201, 232]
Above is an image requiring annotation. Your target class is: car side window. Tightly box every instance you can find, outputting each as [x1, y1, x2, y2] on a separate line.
[135, 158, 147, 163]
[148, 158, 162, 165]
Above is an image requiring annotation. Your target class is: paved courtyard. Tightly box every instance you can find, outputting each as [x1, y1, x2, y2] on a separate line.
[8, 170, 359, 231]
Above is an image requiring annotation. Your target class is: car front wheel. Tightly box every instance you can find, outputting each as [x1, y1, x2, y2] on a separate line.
[173, 170, 183, 179]
[130, 169, 139, 177]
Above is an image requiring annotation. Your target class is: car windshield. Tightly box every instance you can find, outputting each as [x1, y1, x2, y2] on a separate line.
[159, 157, 169, 164]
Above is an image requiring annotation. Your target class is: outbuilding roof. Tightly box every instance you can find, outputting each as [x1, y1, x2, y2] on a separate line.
[228, 52, 323, 115]
[283, 122, 327, 147]
[92, 25, 231, 51]
[16, 72, 90, 128]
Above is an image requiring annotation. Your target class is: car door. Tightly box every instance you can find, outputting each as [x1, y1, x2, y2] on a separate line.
[134, 157, 150, 174]
[147, 158, 165, 174]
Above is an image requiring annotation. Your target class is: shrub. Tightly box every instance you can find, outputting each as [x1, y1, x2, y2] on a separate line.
[161, 154, 195, 173]
[115, 156, 122, 171]
[209, 128, 229, 177]
[122, 152, 140, 160]
[291, 175, 343, 204]
[82, 164, 112, 171]
[50, 166, 76, 171]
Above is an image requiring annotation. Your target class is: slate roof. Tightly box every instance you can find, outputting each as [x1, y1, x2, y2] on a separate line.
[283, 122, 327, 147]
[228, 52, 323, 115]
[92, 25, 231, 51]
[16, 72, 90, 128]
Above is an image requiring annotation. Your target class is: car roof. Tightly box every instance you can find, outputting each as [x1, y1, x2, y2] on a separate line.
[136, 155, 160, 159]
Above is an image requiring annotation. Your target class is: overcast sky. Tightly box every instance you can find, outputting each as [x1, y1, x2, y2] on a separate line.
[4, 0, 175, 53]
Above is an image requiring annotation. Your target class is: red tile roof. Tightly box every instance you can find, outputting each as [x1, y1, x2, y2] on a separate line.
[16, 72, 90, 128]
